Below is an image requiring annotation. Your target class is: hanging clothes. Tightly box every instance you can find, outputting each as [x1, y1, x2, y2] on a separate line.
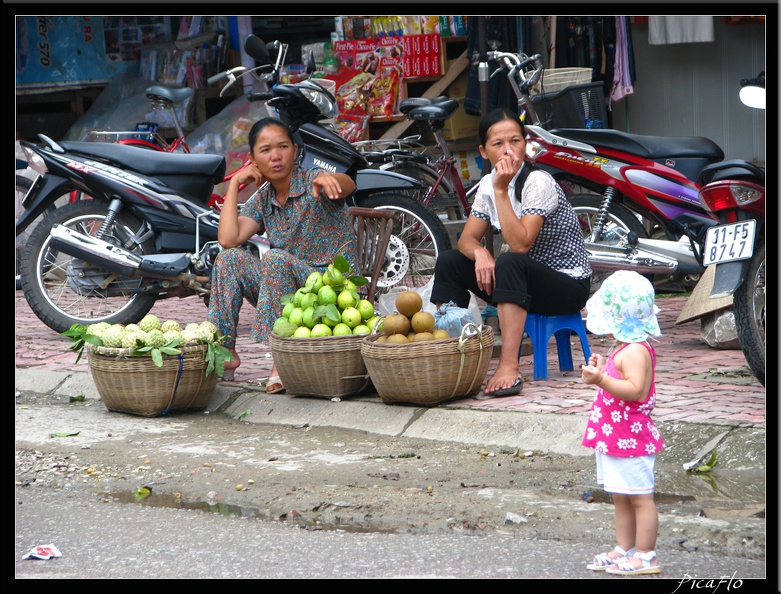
[463, 16, 520, 116]
[648, 16, 715, 44]
[609, 16, 634, 109]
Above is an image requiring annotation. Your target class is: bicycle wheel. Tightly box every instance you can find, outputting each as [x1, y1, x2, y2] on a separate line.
[380, 161, 467, 221]
[356, 193, 452, 295]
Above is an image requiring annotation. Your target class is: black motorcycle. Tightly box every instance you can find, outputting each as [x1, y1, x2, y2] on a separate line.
[16, 35, 450, 334]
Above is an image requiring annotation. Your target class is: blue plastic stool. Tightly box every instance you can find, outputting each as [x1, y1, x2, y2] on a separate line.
[518, 312, 591, 380]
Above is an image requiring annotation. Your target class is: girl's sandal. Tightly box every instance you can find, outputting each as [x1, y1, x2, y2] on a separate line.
[586, 545, 636, 571]
[605, 550, 661, 575]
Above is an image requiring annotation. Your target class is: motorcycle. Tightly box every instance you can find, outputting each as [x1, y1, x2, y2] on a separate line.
[488, 50, 741, 293]
[15, 36, 447, 335]
[696, 72, 765, 386]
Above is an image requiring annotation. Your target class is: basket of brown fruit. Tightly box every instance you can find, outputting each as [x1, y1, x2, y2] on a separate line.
[361, 291, 494, 406]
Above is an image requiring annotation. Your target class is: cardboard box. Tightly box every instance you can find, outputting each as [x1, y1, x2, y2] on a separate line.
[440, 96, 481, 141]
[448, 67, 470, 98]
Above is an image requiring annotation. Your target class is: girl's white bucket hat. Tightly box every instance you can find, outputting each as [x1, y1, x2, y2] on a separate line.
[585, 270, 662, 343]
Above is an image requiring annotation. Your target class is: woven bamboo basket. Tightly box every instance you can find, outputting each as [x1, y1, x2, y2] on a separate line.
[88, 344, 218, 417]
[269, 332, 371, 398]
[361, 323, 494, 406]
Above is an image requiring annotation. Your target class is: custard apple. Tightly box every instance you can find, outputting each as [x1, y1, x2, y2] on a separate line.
[161, 319, 181, 333]
[198, 321, 218, 341]
[144, 329, 167, 348]
[184, 323, 201, 334]
[163, 330, 182, 345]
[139, 314, 161, 332]
[180, 329, 201, 344]
[124, 323, 141, 333]
[101, 326, 124, 348]
[122, 330, 147, 349]
[86, 322, 111, 337]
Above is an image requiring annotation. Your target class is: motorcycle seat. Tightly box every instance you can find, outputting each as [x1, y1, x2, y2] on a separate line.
[401, 98, 460, 121]
[549, 128, 724, 161]
[59, 141, 226, 182]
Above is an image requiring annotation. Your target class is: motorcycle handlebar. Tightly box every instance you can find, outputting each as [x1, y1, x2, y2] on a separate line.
[247, 91, 274, 103]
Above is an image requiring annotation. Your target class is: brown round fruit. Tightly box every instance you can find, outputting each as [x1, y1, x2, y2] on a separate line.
[395, 291, 423, 318]
[432, 329, 451, 340]
[386, 333, 410, 344]
[412, 331, 435, 342]
[407, 331, 417, 341]
[383, 313, 411, 336]
[411, 311, 435, 333]
[376, 335, 388, 343]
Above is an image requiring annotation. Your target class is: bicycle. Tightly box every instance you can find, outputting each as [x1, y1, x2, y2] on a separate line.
[355, 97, 479, 227]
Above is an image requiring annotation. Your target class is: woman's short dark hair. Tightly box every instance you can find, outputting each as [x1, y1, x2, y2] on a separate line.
[478, 108, 525, 146]
[248, 117, 295, 151]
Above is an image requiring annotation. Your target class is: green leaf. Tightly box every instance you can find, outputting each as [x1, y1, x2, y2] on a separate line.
[133, 486, 151, 501]
[349, 275, 369, 287]
[281, 293, 295, 305]
[151, 348, 163, 367]
[159, 346, 182, 356]
[333, 253, 349, 273]
[272, 321, 298, 337]
[323, 303, 340, 322]
[237, 409, 251, 420]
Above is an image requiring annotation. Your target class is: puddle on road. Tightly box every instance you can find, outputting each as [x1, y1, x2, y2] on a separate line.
[97, 490, 396, 533]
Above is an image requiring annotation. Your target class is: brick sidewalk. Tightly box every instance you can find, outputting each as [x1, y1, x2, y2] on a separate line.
[15, 291, 766, 426]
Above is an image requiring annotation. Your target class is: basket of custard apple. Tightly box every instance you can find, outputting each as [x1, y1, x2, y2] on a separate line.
[63, 314, 233, 417]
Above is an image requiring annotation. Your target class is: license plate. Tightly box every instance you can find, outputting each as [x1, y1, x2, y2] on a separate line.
[702, 220, 756, 266]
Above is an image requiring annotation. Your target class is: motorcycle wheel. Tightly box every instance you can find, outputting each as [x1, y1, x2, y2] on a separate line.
[356, 193, 452, 296]
[569, 194, 649, 294]
[733, 240, 765, 387]
[378, 161, 467, 221]
[20, 200, 159, 334]
[15, 175, 33, 291]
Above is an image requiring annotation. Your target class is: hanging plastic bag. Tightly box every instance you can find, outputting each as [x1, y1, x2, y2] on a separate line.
[377, 277, 481, 324]
[434, 301, 481, 338]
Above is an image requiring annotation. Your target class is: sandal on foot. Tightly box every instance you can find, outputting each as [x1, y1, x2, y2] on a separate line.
[485, 376, 523, 397]
[586, 545, 636, 571]
[605, 550, 661, 575]
[265, 375, 285, 394]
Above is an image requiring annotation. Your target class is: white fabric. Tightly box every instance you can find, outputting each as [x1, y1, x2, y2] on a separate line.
[648, 16, 714, 45]
[595, 451, 656, 495]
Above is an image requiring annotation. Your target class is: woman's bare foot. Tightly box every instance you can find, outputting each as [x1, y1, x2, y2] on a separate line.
[224, 348, 240, 371]
[221, 348, 240, 381]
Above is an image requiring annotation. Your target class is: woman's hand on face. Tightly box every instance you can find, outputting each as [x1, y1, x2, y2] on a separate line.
[492, 150, 521, 196]
[312, 173, 344, 200]
[232, 162, 265, 189]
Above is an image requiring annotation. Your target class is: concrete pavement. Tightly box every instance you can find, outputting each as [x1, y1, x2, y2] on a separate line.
[15, 290, 766, 467]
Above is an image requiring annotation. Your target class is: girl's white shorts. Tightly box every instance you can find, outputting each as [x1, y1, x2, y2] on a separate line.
[595, 451, 656, 495]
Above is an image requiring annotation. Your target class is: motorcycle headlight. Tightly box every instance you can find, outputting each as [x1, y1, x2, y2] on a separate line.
[297, 80, 338, 119]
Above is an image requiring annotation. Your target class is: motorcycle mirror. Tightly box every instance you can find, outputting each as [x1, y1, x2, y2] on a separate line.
[739, 72, 765, 109]
[305, 49, 316, 75]
[244, 35, 272, 66]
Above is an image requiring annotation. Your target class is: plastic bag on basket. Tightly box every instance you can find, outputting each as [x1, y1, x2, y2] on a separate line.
[434, 301, 480, 338]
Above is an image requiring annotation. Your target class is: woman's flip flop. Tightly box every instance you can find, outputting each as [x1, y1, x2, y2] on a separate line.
[265, 375, 285, 394]
[485, 377, 523, 397]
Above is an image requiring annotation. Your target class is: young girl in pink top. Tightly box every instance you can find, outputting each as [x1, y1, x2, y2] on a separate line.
[580, 270, 664, 575]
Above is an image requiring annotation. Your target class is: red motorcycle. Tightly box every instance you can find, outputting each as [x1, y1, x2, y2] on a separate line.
[696, 73, 765, 386]
[489, 50, 741, 293]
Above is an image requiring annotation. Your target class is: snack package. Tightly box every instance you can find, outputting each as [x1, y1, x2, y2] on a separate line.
[335, 71, 375, 114]
[367, 64, 401, 117]
[333, 110, 371, 143]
